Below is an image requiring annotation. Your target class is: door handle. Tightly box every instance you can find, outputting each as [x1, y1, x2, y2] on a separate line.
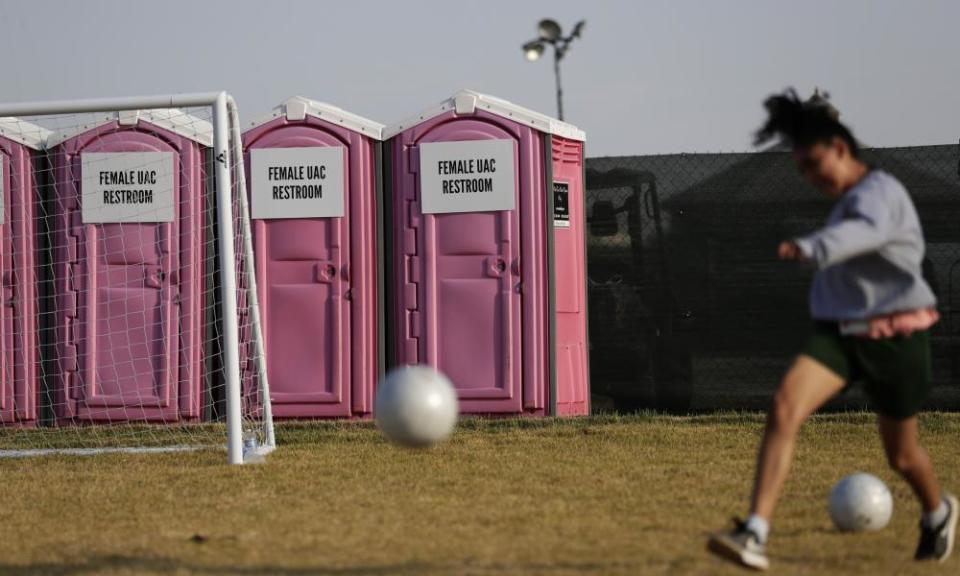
[3, 272, 14, 307]
[315, 263, 338, 284]
[145, 267, 164, 289]
[485, 257, 508, 278]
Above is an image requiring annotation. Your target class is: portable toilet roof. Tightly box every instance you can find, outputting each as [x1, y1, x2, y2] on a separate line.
[44, 109, 213, 149]
[246, 96, 385, 140]
[382, 89, 586, 142]
[0, 117, 53, 150]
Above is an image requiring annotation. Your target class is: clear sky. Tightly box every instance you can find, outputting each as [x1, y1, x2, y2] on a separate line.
[1, 0, 957, 156]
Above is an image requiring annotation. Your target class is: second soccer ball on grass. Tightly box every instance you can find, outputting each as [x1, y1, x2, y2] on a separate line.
[829, 472, 894, 532]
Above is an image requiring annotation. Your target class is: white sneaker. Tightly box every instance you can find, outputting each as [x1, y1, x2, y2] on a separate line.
[708, 518, 770, 571]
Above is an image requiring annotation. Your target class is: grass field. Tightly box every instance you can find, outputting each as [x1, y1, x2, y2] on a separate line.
[1, 413, 959, 575]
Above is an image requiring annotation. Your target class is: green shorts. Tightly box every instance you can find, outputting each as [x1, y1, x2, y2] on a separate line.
[802, 322, 932, 419]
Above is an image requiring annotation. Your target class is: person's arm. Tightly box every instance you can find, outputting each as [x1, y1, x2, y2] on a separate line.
[792, 190, 895, 268]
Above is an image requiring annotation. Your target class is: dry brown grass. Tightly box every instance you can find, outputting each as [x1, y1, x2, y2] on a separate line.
[0, 413, 958, 575]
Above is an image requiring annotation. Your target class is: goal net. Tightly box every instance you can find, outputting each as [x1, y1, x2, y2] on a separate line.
[0, 93, 273, 464]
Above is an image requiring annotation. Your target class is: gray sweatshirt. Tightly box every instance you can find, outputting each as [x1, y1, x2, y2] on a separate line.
[793, 169, 936, 321]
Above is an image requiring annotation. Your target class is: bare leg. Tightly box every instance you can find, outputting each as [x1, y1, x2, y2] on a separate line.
[878, 415, 941, 512]
[749, 355, 846, 520]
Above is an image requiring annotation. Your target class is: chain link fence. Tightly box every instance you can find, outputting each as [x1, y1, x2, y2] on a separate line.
[585, 144, 960, 413]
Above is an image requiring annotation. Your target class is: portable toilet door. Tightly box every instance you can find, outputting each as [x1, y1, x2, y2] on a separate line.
[0, 118, 48, 426]
[383, 90, 589, 416]
[242, 97, 384, 419]
[46, 110, 211, 424]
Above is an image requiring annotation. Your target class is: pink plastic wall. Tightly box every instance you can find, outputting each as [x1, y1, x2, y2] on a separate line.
[49, 122, 205, 423]
[0, 135, 38, 426]
[389, 109, 564, 414]
[551, 136, 589, 415]
[242, 115, 378, 418]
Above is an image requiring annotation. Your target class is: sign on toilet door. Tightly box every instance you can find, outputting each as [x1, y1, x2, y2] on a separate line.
[81, 152, 175, 223]
[419, 139, 515, 214]
[250, 146, 345, 219]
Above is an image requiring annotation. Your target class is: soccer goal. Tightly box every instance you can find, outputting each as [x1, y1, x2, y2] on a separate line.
[0, 92, 273, 464]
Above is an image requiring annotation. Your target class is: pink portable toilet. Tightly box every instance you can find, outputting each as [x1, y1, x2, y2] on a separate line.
[0, 118, 48, 426]
[46, 110, 212, 423]
[383, 90, 589, 416]
[242, 97, 384, 418]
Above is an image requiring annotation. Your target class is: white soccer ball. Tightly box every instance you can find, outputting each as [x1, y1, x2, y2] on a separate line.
[375, 365, 459, 448]
[829, 472, 894, 532]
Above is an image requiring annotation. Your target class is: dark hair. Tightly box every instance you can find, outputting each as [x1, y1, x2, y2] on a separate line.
[754, 88, 859, 157]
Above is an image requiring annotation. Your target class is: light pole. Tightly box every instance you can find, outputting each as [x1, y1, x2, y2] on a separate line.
[523, 18, 585, 121]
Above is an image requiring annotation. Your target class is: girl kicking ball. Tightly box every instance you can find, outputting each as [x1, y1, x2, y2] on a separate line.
[708, 89, 957, 570]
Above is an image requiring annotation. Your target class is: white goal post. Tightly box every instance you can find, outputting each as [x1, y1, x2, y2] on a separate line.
[0, 92, 273, 465]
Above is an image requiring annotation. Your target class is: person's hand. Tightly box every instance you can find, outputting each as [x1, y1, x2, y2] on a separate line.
[778, 240, 807, 262]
